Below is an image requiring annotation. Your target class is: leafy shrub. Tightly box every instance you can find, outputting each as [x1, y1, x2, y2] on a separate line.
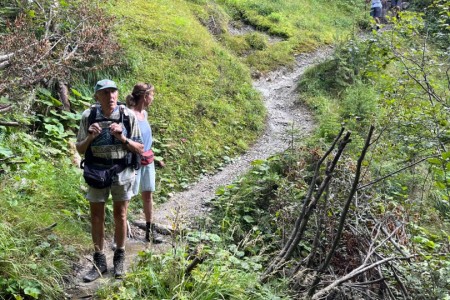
[245, 32, 268, 50]
[301, 39, 373, 97]
[340, 81, 379, 125]
[98, 242, 290, 299]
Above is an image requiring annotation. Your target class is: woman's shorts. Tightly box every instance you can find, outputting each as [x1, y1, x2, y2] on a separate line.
[370, 7, 382, 18]
[132, 162, 156, 196]
[86, 182, 133, 203]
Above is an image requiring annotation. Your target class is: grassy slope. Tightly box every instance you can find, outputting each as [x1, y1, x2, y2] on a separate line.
[100, 0, 364, 198]
[104, 0, 265, 198]
[217, 0, 365, 72]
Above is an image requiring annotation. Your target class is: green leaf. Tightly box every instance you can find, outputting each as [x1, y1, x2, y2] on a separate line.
[250, 159, 265, 166]
[428, 158, 442, 165]
[24, 287, 40, 299]
[27, 10, 35, 18]
[443, 152, 450, 160]
[0, 146, 13, 157]
[208, 234, 221, 242]
[243, 215, 254, 223]
[70, 88, 82, 97]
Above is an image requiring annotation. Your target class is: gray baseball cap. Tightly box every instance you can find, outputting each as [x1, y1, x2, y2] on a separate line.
[94, 79, 118, 93]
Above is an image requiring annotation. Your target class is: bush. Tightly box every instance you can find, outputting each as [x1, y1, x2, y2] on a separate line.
[340, 81, 379, 123]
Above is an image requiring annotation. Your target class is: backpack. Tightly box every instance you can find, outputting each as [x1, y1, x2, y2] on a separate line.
[80, 104, 140, 170]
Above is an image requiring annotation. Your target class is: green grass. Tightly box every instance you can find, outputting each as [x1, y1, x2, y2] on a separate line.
[0, 158, 90, 299]
[96, 0, 266, 200]
[214, 0, 366, 72]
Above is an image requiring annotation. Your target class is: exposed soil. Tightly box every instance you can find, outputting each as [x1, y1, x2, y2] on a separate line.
[65, 46, 334, 299]
[228, 21, 284, 44]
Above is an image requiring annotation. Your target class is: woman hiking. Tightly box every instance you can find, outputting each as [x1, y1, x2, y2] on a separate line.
[126, 82, 163, 244]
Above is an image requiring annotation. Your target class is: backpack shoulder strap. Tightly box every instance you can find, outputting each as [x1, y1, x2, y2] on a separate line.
[119, 105, 132, 138]
[83, 105, 98, 166]
[88, 105, 98, 126]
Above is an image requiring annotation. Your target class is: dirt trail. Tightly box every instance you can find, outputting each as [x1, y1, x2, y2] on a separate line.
[153, 47, 333, 227]
[66, 46, 333, 299]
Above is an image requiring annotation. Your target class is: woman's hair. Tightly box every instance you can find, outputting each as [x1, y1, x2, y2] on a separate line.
[126, 82, 153, 108]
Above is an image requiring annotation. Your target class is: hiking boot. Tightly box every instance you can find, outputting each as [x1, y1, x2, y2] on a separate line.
[113, 248, 125, 279]
[83, 252, 107, 282]
[145, 222, 163, 244]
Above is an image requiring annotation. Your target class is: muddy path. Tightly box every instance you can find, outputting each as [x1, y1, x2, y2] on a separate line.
[66, 46, 334, 299]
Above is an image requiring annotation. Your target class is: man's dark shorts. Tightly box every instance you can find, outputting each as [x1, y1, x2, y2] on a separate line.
[391, 0, 402, 7]
[370, 7, 382, 18]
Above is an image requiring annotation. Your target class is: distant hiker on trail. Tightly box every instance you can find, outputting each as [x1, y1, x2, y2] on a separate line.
[390, 0, 402, 19]
[390, 0, 402, 11]
[126, 82, 163, 244]
[76, 79, 143, 282]
[366, 0, 385, 30]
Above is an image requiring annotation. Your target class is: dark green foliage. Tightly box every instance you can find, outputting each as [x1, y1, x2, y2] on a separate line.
[300, 39, 373, 97]
[425, 0, 450, 50]
[408, 0, 435, 11]
[210, 152, 310, 258]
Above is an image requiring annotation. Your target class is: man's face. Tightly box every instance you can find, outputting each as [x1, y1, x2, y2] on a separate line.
[95, 88, 119, 110]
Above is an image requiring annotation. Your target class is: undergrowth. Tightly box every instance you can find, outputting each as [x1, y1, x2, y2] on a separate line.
[0, 158, 90, 299]
[97, 243, 290, 299]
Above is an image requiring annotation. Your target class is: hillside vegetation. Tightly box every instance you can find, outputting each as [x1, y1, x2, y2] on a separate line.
[1, 0, 449, 299]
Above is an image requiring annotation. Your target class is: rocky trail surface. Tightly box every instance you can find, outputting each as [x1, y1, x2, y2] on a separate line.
[66, 46, 334, 299]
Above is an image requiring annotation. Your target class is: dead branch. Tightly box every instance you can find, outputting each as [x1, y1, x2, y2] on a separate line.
[344, 277, 385, 286]
[388, 262, 409, 298]
[262, 128, 350, 282]
[308, 125, 374, 296]
[0, 121, 21, 127]
[311, 254, 417, 300]
[0, 60, 10, 70]
[0, 52, 14, 62]
[357, 155, 434, 190]
[380, 225, 409, 258]
[0, 105, 13, 114]
[57, 81, 70, 111]
[304, 183, 329, 268]
[185, 256, 204, 276]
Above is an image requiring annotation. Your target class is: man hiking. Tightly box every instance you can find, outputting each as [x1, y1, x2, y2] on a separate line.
[76, 79, 143, 282]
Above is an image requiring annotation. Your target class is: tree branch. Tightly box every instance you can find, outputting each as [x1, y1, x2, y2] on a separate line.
[357, 155, 435, 190]
[311, 254, 417, 300]
[0, 121, 21, 126]
[0, 52, 14, 62]
[262, 128, 350, 282]
[308, 125, 374, 296]
[0, 104, 13, 113]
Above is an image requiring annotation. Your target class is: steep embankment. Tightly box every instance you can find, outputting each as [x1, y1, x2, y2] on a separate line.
[66, 45, 334, 299]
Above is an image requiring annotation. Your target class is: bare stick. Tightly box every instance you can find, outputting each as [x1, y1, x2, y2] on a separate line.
[0, 121, 21, 127]
[308, 126, 374, 296]
[357, 156, 434, 190]
[262, 129, 350, 282]
[0, 105, 13, 114]
[311, 255, 417, 300]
